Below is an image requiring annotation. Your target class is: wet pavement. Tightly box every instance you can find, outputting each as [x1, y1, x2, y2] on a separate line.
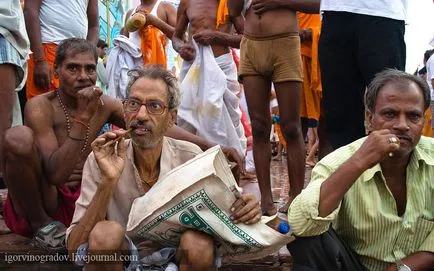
[0, 156, 313, 270]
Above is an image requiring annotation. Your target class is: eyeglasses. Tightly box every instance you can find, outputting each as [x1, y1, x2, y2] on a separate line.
[123, 98, 167, 114]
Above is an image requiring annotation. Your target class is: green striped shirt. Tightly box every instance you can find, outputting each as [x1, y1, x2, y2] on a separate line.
[288, 136, 434, 271]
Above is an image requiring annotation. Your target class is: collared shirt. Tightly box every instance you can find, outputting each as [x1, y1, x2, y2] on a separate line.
[288, 136, 434, 271]
[66, 137, 202, 244]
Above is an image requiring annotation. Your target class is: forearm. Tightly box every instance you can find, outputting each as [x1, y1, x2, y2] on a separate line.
[318, 157, 366, 217]
[227, 0, 244, 18]
[24, 9, 45, 59]
[215, 32, 242, 49]
[150, 17, 175, 39]
[87, 25, 99, 45]
[165, 125, 212, 150]
[284, 0, 320, 13]
[67, 180, 116, 256]
[386, 252, 434, 271]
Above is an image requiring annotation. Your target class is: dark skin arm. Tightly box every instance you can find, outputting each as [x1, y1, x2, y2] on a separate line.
[24, 0, 51, 90]
[172, 0, 196, 61]
[384, 252, 434, 271]
[193, 30, 242, 49]
[227, 0, 244, 18]
[318, 130, 400, 217]
[67, 130, 127, 257]
[86, 0, 100, 45]
[251, 0, 320, 15]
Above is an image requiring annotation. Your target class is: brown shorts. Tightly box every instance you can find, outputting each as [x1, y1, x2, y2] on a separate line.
[239, 32, 303, 83]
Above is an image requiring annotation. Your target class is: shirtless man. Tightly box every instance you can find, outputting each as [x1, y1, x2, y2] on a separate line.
[172, 0, 247, 160]
[228, 0, 319, 214]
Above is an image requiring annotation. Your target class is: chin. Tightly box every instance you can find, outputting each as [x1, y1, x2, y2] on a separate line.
[131, 138, 160, 149]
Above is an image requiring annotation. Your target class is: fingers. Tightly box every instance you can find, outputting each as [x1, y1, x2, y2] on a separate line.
[231, 194, 261, 224]
[223, 148, 245, 174]
[91, 130, 127, 149]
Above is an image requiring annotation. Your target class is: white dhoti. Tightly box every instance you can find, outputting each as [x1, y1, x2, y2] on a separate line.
[178, 42, 246, 157]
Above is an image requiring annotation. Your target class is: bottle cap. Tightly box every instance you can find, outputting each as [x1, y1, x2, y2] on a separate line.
[277, 222, 290, 234]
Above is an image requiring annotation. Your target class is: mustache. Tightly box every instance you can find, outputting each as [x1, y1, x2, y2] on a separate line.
[396, 134, 412, 142]
[129, 121, 152, 131]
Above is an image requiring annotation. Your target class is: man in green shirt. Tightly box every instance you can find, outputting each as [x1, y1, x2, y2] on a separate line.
[288, 69, 434, 271]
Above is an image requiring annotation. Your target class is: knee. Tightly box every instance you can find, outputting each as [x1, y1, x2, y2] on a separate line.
[3, 126, 36, 158]
[280, 121, 302, 141]
[178, 230, 214, 270]
[250, 116, 271, 141]
[88, 221, 125, 251]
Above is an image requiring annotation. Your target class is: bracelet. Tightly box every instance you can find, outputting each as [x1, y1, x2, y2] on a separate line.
[67, 134, 86, 141]
[71, 117, 90, 130]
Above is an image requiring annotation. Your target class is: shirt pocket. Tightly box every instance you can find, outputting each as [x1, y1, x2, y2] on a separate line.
[413, 217, 434, 250]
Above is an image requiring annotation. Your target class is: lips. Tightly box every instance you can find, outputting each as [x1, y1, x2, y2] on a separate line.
[396, 135, 412, 143]
[133, 125, 153, 135]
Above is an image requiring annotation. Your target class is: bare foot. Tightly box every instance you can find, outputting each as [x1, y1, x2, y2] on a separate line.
[261, 205, 277, 217]
[278, 196, 294, 213]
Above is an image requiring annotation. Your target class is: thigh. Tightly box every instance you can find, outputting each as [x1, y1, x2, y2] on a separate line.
[357, 15, 406, 85]
[243, 75, 272, 123]
[272, 35, 303, 84]
[319, 12, 365, 134]
[274, 81, 302, 123]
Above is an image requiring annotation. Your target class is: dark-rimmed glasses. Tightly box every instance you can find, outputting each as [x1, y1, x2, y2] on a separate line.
[123, 98, 167, 114]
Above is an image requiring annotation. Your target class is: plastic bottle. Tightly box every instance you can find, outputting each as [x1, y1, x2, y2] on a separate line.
[125, 12, 147, 32]
[266, 217, 291, 234]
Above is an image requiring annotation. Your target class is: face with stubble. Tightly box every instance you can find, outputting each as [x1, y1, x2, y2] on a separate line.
[123, 77, 176, 149]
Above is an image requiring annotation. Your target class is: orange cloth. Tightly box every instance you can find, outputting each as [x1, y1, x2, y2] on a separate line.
[274, 123, 287, 149]
[216, 0, 229, 28]
[297, 13, 322, 121]
[138, 9, 168, 69]
[423, 107, 432, 137]
[26, 43, 59, 100]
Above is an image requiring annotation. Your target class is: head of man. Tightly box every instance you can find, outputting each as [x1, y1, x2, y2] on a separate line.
[365, 69, 430, 156]
[54, 38, 98, 97]
[97, 39, 108, 58]
[123, 65, 180, 149]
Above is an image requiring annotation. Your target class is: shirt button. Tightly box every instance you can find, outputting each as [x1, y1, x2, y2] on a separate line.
[403, 220, 411, 228]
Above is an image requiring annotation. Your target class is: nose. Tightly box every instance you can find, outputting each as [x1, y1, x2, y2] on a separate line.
[135, 104, 150, 121]
[77, 68, 90, 81]
[393, 114, 410, 132]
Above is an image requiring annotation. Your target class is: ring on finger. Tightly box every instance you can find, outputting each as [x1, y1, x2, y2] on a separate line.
[388, 137, 398, 144]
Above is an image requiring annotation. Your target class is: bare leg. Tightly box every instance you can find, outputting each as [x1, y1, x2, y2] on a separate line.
[274, 81, 305, 212]
[0, 64, 16, 173]
[86, 221, 127, 271]
[242, 75, 276, 215]
[2, 126, 58, 232]
[177, 230, 215, 271]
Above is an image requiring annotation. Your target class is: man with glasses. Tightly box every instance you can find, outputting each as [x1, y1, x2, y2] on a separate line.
[2, 38, 243, 253]
[66, 65, 261, 270]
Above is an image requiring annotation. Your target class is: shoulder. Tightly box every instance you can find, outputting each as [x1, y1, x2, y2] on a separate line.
[414, 136, 434, 166]
[24, 92, 55, 123]
[164, 136, 203, 156]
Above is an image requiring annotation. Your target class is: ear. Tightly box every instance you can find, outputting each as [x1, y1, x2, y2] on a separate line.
[366, 110, 374, 132]
[168, 109, 177, 127]
[54, 64, 59, 78]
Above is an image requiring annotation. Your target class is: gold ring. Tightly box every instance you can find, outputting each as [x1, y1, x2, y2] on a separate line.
[388, 137, 398, 144]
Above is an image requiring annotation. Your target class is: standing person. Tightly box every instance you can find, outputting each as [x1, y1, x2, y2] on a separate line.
[318, 0, 407, 158]
[172, 0, 247, 159]
[228, 0, 320, 215]
[124, 0, 177, 68]
[96, 39, 108, 94]
[66, 66, 261, 270]
[0, 0, 29, 169]
[425, 50, 434, 137]
[24, 0, 99, 100]
[288, 69, 434, 271]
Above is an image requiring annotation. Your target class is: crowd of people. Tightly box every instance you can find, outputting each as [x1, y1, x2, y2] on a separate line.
[0, 0, 433, 270]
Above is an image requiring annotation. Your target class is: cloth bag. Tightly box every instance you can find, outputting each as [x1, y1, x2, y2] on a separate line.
[126, 146, 293, 262]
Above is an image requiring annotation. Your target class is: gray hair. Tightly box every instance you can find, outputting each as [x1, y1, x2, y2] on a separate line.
[365, 69, 431, 113]
[126, 65, 181, 110]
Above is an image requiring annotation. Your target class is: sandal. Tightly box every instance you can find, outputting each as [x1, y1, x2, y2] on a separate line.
[34, 221, 67, 252]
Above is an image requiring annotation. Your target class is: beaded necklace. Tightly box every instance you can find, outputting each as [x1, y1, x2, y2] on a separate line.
[55, 90, 90, 155]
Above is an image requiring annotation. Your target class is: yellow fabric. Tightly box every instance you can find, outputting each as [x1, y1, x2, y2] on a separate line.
[422, 107, 432, 137]
[138, 9, 167, 69]
[297, 13, 322, 120]
[216, 0, 228, 28]
[288, 136, 434, 270]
